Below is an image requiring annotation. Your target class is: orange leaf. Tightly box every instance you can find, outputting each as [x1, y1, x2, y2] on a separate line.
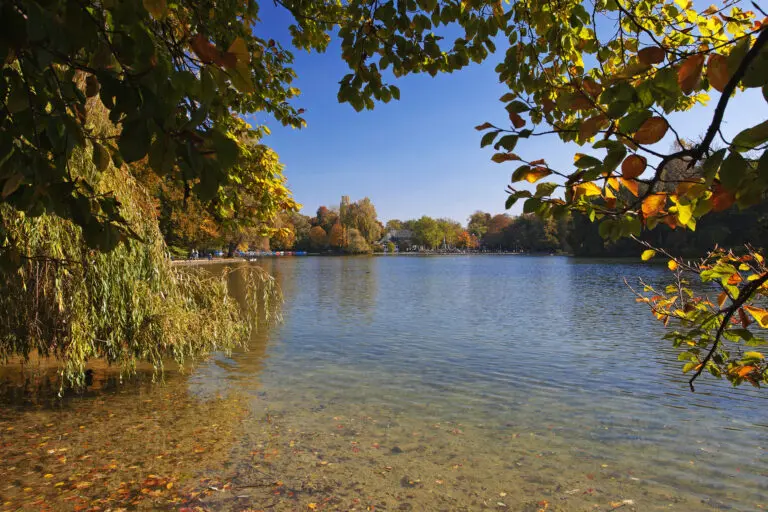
[579, 114, 609, 141]
[570, 93, 593, 110]
[678, 54, 705, 95]
[190, 34, 221, 64]
[711, 184, 735, 212]
[641, 193, 667, 218]
[717, 291, 728, 308]
[491, 153, 520, 163]
[530, 159, 546, 165]
[623, 178, 640, 197]
[638, 46, 666, 65]
[634, 117, 668, 144]
[706, 54, 729, 92]
[744, 305, 768, 327]
[582, 78, 603, 98]
[662, 214, 678, 229]
[509, 111, 526, 129]
[622, 154, 647, 179]
[737, 365, 756, 378]
[727, 273, 743, 285]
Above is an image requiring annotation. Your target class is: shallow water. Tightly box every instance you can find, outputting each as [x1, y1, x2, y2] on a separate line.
[1, 256, 767, 511]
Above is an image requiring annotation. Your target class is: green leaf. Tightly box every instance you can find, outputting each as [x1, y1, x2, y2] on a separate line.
[574, 154, 602, 168]
[504, 195, 517, 209]
[718, 151, 747, 192]
[118, 120, 151, 163]
[641, 249, 656, 261]
[731, 120, 768, 152]
[511, 165, 531, 182]
[2, 173, 24, 199]
[534, 182, 557, 198]
[481, 130, 501, 148]
[494, 134, 518, 151]
[92, 143, 111, 171]
[211, 130, 240, 169]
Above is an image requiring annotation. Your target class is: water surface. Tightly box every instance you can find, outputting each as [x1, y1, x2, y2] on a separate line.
[1, 256, 766, 511]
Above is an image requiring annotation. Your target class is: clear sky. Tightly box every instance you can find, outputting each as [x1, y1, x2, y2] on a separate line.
[250, 4, 768, 225]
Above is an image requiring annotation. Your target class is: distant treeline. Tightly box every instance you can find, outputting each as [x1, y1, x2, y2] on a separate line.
[160, 188, 768, 257]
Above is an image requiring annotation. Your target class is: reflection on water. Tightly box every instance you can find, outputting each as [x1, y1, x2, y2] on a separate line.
[2, 256, 767, 511]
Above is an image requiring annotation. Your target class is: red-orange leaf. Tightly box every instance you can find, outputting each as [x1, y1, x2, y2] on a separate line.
[638, 46, 666, 65]
[190, 34, 221, 64]
[727, 273, 743, 285]
[491, 153, 520, 163]
[509, 111, 526, 129]
[706, 54, 730, 92]
[641, 193, 667, 218]
[678, 54, 705, 95]
[622, 154, 647, 179]
[739, 307, 751, 328]
[634, 117, 668, 145]
[582, 78, 603, 98]
[711, 184, 735, 212]
[717, 291, 728, 308]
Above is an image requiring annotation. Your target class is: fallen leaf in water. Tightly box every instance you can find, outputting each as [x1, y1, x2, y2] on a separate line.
[499, 492, 507, 497]
[435, 480, 444, 485]
[44, 473, 53, 478]
[308, 504, 318, 510]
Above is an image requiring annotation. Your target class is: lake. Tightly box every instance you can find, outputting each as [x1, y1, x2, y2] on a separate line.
[1, 256, 766, 511]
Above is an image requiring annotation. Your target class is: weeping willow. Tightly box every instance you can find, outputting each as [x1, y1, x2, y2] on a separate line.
[0, 93, 279, 389]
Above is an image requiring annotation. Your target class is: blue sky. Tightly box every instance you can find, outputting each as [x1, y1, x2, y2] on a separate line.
[251, 4, 768, 225]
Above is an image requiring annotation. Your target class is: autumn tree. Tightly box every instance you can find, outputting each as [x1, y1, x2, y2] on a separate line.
[483, 214, 513, 248]
[329, 222, 345, 248]
[457, 230, 480, 249]
[309, 226, 328, 250]
[343, 197, 382, 243]
[386, 219, 404, 231]
[472, 0, 768, 387]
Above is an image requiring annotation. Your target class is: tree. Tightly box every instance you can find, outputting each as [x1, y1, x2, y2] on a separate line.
[386, 220, 403, 231]
[483, 214, 513, 248]
[343, 197, 382, 243]
[411, 216, 442, 249]
[457, 230, 479, 249]
[435, 218, 462, 247]
[472, 1, 768, 388]
[309, 226, 328, 250]
[0, 98, 278, 387]
[329, 221, 345, 248]
[345, 228, 371, 254]
[468, 211, 492, 238]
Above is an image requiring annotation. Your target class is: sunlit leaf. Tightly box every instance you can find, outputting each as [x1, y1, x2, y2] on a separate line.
[638, 46, 665, 65]
[633, 117, 668, 144]
[706, 54, 730, 92]
[622, 154, 647, 179]
[678, 55, 705, 95]
[641, 249, 657, 261]
[744, 305, 768, 328]
[642, 193, 667, 218]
